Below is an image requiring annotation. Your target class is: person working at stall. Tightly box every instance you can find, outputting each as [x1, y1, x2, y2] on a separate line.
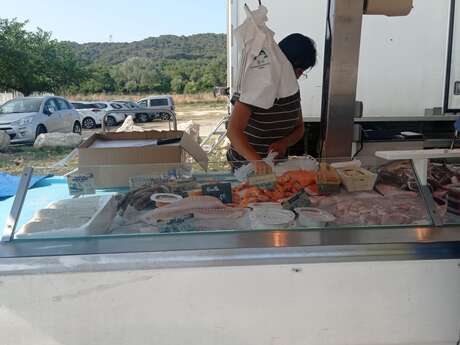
[227, 33, 317, 174]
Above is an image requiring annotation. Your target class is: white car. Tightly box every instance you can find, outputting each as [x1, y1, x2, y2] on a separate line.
[0, 96, 81, 144]
[93, 102, 128, 126]
[71, 102, 106, 129]
[112, 100, 140, 109]
[111, 100, 150, 123]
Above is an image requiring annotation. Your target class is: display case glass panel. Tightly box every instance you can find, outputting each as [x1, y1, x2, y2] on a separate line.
[426, 157, 460, 225]
[4, 156, 435, 242]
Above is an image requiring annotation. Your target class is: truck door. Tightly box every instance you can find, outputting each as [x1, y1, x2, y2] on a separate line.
[445, 0, 460, 112]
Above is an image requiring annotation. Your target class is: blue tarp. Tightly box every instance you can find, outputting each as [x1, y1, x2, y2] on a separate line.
[0, 176, 68, 229]
[0, 173, 52, 201]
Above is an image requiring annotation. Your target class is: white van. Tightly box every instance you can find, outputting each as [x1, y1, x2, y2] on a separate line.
[137, 95, 175, 120]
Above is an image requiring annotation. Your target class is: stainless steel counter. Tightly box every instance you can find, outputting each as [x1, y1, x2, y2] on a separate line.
[1, 225, 459, 275]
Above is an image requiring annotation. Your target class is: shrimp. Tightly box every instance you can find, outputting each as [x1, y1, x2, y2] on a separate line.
[280, 170, 317, 187]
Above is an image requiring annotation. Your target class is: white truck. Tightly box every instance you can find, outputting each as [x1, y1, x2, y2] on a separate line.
[228, 0, 460, 117]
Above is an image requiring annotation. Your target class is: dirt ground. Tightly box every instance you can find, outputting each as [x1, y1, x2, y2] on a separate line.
[82, 103, 227, 139]
[1, 102, 230, 175]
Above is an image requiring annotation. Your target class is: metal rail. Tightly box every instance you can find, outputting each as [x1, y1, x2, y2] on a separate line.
[101, 108, 177, 132]
[0, 226, 459, 269]
[200, 113, 230, 153]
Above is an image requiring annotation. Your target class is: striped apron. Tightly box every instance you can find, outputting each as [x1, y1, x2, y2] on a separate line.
[227, 91, 302, 170]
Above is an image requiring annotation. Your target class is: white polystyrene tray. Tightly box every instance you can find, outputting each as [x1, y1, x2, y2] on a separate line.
[15, 195, 118, 239]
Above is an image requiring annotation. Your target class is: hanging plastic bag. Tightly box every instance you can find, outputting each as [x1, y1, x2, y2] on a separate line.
[234, 3, 299, 109]
[234, 151, 279, 181]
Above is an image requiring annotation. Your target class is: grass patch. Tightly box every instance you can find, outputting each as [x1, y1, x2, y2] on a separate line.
[0, 146, 76, 175]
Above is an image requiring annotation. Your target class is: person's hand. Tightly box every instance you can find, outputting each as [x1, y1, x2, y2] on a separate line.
[253, 161, 272, 175]
[269, 139, 289, 158]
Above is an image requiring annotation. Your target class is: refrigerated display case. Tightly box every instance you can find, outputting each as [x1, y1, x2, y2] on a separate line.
[1, 157, 459, 256]
[0, 157, 459, 345]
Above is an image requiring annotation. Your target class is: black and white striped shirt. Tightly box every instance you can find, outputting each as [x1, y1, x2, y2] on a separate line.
[227, 91, 302, 169]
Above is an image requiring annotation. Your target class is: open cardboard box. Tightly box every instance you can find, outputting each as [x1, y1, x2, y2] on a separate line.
[78, 130, 208, 188]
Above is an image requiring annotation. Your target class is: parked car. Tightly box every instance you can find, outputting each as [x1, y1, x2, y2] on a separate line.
[0, 96, 81, 144]
[137, 95, 175, 121]
[112, 100, 140, 109]
[111, 100, 150, 123]
[71, 102, 106, 129]
[92, 102, 128, 127]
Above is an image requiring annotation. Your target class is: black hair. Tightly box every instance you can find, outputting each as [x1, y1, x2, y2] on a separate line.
[279, 33, 317, 71]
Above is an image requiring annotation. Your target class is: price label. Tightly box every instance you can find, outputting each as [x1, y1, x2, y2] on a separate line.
[201, 183, 233, 204]
[282, 190, 311, 210]
[67, 174, 96, 196]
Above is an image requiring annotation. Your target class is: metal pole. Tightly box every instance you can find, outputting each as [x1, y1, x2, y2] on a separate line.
[320, 0, 364, 159]
[2, 167, 33, 242]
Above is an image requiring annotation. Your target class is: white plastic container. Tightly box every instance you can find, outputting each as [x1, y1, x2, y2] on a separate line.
[15, 195, 118, 238]
[248, 202, 283, 211]
[251, 208, 295, 229]
[295, 208, 336, 227]
[150, 193, 183, 207]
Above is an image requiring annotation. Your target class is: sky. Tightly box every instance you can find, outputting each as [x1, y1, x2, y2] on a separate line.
[0, 0, 227, 43]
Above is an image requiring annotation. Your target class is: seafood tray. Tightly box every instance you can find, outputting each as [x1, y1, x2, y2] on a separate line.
[15, 195, 118, 239]
[337, 167, 377, 192]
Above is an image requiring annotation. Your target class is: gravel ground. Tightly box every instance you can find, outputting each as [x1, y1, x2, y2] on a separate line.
[82, 103, 228, 140]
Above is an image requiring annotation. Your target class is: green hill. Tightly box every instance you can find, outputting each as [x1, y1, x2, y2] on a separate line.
[63, 33, 227, 94]
[66, 33, 226, 65]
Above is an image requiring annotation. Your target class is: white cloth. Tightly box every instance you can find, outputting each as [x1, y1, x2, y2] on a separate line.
[235, 4, 299, 109]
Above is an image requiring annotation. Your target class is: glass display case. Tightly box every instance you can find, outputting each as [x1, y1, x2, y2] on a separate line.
[2, 158, 430, 237]
[1, 155, 459, 261]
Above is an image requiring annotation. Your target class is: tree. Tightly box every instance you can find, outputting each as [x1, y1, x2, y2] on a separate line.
[0, 18, 87, 96]
[79, 65, 116, 93]
[1, 21, 227, 96]
[171, 77, 186, 94]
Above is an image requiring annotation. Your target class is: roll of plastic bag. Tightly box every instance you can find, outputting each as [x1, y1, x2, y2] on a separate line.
[364, 0, 413, 17]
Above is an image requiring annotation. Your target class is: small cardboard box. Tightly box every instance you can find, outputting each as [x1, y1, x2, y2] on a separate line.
[78, 130, 208, 188]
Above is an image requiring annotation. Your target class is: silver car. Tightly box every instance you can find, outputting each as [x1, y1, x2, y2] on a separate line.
[0, 96, 81, 144]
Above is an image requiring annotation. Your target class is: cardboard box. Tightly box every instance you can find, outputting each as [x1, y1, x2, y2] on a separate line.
[78, 130, 208, 188]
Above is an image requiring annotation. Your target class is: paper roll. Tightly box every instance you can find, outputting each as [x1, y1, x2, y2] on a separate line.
[365, 0, 413, 17]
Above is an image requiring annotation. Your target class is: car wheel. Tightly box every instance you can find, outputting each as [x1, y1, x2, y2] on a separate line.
[35, 125, 47, 139]
[82, 117, 96, 129]
[105, 116, 117, 127]
[160, 112, 171, 121]
[73, 121, 82, 134]
[136, 113, 149, 123]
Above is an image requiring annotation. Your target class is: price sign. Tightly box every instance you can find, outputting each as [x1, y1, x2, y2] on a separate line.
[67, 173, 96, 196]
[282, 190, 311, 210]
[201, 183, 233, 204]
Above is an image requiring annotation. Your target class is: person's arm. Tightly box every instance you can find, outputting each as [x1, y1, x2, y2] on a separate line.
[227, 101, 272, 174]
[269, 114, 305, 158]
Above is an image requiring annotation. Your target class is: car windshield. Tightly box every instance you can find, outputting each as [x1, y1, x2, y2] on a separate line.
[0, 98, 42, 115]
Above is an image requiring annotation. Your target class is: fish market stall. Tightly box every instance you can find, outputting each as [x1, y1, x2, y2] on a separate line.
[1, 1, 460, 343]
[1, 150, 460, 345]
